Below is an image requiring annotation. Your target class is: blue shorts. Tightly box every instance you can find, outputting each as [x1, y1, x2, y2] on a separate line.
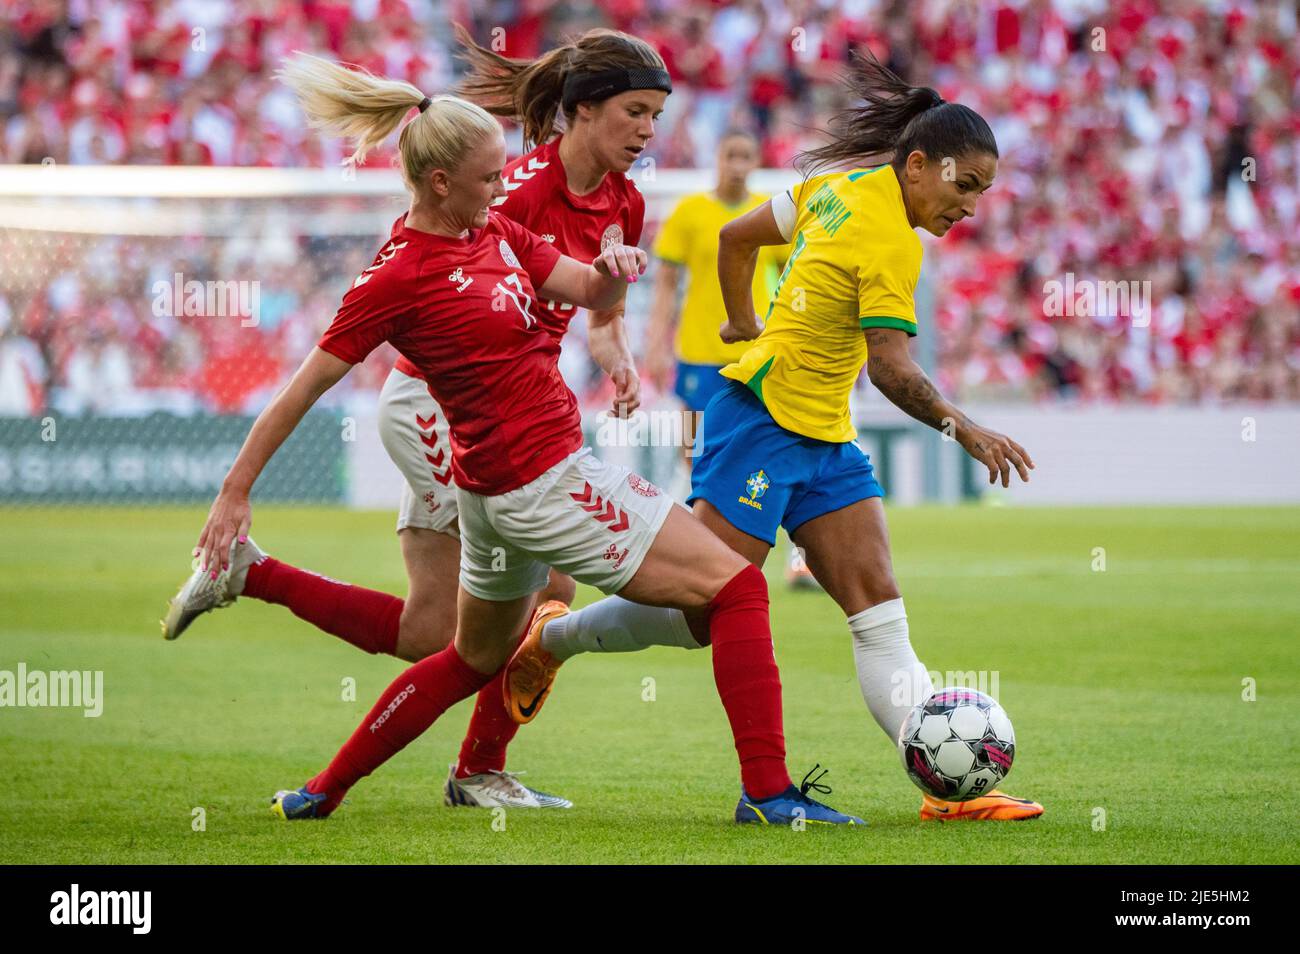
[674, 361, 727, 413]
[687, 380, 884, 546]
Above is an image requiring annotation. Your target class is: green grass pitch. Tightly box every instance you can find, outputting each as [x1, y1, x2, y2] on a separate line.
[1, 504, 1297, 864]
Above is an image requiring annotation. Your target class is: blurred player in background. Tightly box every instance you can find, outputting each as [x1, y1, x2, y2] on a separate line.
[186, 54, 861, 826]
[646, 129, 782, 472]
[508, 52, 1044, 822]
[164, 27, 666, 811]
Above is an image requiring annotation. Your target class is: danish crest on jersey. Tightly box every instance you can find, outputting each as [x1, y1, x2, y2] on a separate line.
[626, 474, 661, 498]
[600, 224, 624, 251]
[498, 239, 521, 269]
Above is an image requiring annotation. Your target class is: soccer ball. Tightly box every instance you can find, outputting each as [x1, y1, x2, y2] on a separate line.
[897, 688, 1015, 801]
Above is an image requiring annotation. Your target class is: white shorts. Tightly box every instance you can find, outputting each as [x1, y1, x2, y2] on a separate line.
[458, 448, 678, 601]
[378, 367, 459, 538]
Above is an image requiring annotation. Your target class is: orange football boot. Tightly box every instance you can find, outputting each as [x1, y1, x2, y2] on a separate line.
[502, 600, 571, 724]
[920, 789, 1044, 822]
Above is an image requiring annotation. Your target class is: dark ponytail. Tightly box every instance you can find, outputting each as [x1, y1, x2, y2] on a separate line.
[797, 47, 997, 177]
[453, 24, 667, 148]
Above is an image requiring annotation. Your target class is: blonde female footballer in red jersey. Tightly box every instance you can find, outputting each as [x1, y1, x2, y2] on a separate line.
[165, 29, 681, 811]
[184, 52, 861, 825]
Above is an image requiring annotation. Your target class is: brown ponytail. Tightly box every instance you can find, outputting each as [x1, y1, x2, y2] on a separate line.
[797, 47, 997, 177]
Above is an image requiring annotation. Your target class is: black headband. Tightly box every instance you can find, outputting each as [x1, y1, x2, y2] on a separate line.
[560, 68, 672, 112]
[418, 96, 432, 113]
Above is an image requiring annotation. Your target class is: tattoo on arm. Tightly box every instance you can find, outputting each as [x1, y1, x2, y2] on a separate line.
[867, 357, 942, 428]
[867, 348, 974, 436]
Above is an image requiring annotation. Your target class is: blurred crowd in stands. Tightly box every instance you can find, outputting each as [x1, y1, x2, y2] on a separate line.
[1, 0, 1298, 417]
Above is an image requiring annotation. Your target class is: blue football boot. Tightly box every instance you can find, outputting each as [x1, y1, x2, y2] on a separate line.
[271, 786, 329, 820]
[735, 765, 865, 826]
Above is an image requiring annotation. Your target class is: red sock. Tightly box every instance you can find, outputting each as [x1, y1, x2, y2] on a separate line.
[455, 667, 521, 778]
[243, 557, 402, 657]
[307, 644, 492, 815]
[707, 564, 791, 800]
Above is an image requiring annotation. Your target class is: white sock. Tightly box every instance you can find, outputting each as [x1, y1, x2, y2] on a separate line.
[848, 598, 933, 742]
[541, 597, 701, 661]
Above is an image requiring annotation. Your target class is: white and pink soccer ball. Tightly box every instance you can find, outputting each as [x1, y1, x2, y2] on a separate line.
[897, 688, 1016, 801]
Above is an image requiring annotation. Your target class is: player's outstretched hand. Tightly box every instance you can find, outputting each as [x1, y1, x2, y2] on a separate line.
[593, 244, 648, 283]
[609, 363, 641, 417]
[720, 314, 763, 343]
[958, 424, 1035, 488]
[195, 489, 252, 576]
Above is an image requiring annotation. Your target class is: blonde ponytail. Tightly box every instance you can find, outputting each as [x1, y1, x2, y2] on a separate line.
[276, 52, 501, 192]
[276, 53, 422, 164]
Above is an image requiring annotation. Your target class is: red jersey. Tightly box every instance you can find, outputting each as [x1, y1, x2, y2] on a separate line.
[393, 135, 645, 376]
[318, 212, 580, 495]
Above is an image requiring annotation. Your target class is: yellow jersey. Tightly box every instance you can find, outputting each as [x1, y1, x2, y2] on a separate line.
[720, 166, 922, 443]
[652, 191, 787, 365]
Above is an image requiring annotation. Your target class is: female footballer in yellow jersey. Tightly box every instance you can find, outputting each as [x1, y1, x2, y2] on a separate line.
[693, 52, 1043, 821]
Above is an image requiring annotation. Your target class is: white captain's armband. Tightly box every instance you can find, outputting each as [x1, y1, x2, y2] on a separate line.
[770, 189, 796, 242]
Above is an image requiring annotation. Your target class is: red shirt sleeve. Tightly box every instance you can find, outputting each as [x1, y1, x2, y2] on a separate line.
[317, 258, 417, 366]
[496, 214, 562, 289]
